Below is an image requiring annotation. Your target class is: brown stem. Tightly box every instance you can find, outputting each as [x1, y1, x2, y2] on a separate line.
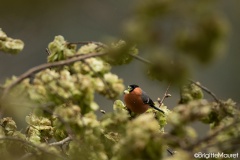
[129, 53, 152, 64]
[129, 53, 221, 104]
[189, 79, 221, 103]
[49, 136, 72, 146]
[67, 41, 107, 48]
[158, 83, 171, 107]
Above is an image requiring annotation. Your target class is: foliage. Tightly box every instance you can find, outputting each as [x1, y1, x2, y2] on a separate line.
[0, 1, 239, 160]
[0, 28, 24, 54]
[124, 0, 228, 83]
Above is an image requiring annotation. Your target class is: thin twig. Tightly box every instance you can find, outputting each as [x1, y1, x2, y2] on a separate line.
[67, 41, 107, 48]
[189, 79, 221, 103]
[158, 83, 171, 107]
[49, 136, 72, 146]
[167, 148, 175, 155]
[129, 53, 174, 107]
[100, 109, 106, 114]
[129, 54, 152, 64]
[46, 48, 51, 55]
[0, 137, 66, 159]
[129, 54, 221, 104]
[1, 52, 106, 98]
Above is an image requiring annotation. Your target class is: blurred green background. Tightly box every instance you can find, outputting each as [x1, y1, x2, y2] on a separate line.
[0, 0, 240, 114]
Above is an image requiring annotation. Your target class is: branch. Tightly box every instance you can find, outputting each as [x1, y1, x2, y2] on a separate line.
[1, 52, 106, 98]
[158, 83, 171, 107]
[67, 41, 107, 48]
[167, 148, 175, 155]
[129, 53, 152, 64]
[49, 136, 72, 146]
[129, 54, 221, 103]
[188, 79, 221, 103]
[0, 137, 66, 159]
[100, 109, 106, 114]
[46, 48, 51, 55]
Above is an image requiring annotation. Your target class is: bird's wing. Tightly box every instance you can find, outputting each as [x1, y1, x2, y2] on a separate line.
[141, 91, 165, 114]
[141, 91, 155, 106]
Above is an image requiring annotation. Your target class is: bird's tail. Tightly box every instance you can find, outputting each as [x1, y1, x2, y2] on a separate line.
[150, 105, 165, 114]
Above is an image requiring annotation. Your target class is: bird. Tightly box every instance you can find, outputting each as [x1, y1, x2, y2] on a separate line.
[123, 84, 165, 114]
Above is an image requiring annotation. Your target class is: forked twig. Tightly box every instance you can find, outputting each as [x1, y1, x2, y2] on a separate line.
[158, 83, 171, 107]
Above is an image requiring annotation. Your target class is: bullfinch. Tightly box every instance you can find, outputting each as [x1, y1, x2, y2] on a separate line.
[124, 84, 165, 114]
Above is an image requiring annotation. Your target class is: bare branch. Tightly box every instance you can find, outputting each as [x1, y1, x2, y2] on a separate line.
[67, 41, 107, 48]
[189, 79, 221, 103]
[46, 48, 51, 55]
[129, 53, 221, 104]
[2, 52, 106, 98]
[129, 53, 152, 64]
[49, 136, 72, 146]
[100, 109, 106, 114]
[158, 83, 171, 107]
[167, 148, 175, 155]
